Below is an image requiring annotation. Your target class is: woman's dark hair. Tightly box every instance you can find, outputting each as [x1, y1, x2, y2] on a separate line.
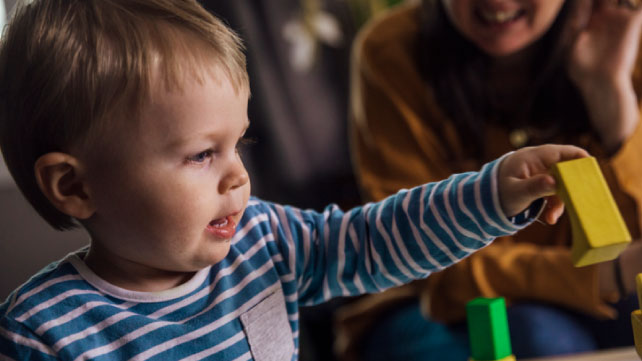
[418, 0, 592, 155]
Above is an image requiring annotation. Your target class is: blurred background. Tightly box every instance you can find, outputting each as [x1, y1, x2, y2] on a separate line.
[0, 0, 406, 360]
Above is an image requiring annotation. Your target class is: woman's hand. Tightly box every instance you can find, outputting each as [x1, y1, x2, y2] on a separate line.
[570, 0, 642, 85]
[568, 0, 642, 153]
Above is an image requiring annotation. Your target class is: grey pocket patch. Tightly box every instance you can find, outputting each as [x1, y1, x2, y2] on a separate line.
[240, 290, 294, 361]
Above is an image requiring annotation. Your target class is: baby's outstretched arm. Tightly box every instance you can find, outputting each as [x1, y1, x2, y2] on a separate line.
[252, 144, 589, 304]
[498, 144, 590, 225]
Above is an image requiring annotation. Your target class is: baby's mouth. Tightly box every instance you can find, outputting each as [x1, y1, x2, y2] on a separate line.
[206, 215, 238, 239]
[209, 217, 231, 227]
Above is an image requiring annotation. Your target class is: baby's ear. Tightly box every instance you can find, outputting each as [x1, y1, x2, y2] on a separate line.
[34, 152, 96, 220]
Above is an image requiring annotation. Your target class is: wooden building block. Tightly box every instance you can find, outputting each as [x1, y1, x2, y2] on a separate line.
[552, 157, 631, 267]
[632, 310, 642, 359]
[466, 297, 515, 361]
[637, 274, 642, 309]
[634, 274, 642, 359]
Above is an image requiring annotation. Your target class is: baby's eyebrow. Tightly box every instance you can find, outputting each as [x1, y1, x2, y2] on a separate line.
[163, 132, 219, 151]
[166, 119, 251, 150]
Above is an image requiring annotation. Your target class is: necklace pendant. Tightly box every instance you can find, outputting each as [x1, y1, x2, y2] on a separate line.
[509, 129, 529, 148]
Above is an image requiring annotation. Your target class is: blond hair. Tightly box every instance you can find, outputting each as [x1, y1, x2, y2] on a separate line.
[0, 0, 249, 230]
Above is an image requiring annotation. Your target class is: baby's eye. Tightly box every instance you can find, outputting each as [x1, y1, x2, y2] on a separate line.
[187, 149, 213, 164]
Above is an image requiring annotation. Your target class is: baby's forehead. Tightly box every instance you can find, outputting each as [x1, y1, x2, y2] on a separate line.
[78, 26, 250, 153]
[133, 65, 249, 133]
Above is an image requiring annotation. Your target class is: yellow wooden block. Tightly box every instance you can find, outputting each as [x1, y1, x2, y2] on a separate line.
[632, 310, 642, 359]
[552, 157, 631, 267]
[637, 274, 642, 309]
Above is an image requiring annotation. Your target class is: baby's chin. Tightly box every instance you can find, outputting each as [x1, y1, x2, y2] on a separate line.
[190, 247, 232, 269]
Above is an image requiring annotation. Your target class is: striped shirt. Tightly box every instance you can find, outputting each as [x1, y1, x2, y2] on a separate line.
[0, 157, 541, 360]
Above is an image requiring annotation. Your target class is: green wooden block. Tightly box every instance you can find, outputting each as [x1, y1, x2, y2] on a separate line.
[466, 297, 512, 361]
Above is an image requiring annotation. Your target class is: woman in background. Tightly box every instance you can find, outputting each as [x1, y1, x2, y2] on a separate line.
[340, 0, 642, 360]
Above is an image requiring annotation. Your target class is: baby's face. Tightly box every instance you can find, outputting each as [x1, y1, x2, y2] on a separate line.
[82, 67, 251, 281]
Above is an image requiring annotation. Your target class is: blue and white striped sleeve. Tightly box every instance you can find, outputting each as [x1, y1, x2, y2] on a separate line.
[0, 312, 58, 360]
[262, 156, 543, 306]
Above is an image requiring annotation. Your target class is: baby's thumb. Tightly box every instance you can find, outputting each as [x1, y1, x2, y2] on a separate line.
[503, 174, 557, 217]
[521, 174, 557, 200]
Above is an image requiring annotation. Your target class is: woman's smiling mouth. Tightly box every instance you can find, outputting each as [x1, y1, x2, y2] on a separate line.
[476, 7, 526, 27]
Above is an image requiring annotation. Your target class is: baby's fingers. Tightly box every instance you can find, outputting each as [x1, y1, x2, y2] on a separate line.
[522, 173, 557, 200]
[541, 195, 565, 225]
[502, 174, 557, 217]
[536, 145, 590, 168]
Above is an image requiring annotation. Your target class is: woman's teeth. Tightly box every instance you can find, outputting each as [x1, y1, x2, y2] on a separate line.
[480, 9, 520, 23]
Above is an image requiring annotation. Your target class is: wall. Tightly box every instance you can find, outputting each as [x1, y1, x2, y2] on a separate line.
[0, 188, 88, 300]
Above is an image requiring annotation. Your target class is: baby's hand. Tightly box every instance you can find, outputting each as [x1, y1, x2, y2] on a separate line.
[498, 145, 589, 224]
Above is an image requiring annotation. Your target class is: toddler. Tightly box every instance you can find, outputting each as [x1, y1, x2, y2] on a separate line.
[0, 0, 587, 360]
